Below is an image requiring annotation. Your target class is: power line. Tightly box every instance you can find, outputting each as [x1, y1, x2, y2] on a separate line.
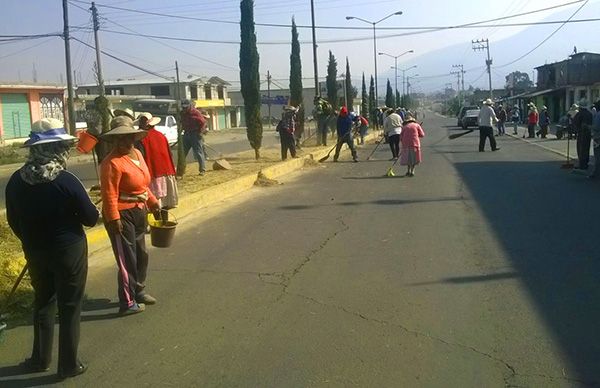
[0, 37, 55, 60]
[496, 0, 590, 68]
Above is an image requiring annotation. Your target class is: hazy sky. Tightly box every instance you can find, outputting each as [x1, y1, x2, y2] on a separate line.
[1, 0, 599, 93]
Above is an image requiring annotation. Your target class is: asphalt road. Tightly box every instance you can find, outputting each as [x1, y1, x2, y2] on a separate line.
[0, 129, 280, 206]
[1, 114, 599, 387]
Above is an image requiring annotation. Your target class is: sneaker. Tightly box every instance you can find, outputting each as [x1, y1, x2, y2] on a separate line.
[58, 363, 87, 380]
[119, 303, 145, 316]
[136, 294, 157, 305]
[19, 358, 50, 373]
[353, 158, 359, 163]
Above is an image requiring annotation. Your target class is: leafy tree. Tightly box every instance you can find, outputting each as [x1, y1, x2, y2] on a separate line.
[505, 71, 534, 90]
[345, 57, 353, 110]
[326, 51, 338, 110]
[385, 79, 394, 108]
[368, 75, 376, 125]
[240, 0, 263, 159]
[361, 73, 368, 117]
[289, 17, 304, 141]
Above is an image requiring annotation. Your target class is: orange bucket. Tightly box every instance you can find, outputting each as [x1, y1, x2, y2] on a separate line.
[76, 131, 98, 154]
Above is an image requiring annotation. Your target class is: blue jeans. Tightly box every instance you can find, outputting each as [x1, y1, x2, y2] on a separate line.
[182, 131, 206, 173]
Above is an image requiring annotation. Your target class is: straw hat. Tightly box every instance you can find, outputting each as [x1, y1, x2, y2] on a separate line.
[23, 118, 77, 147]
[134, 112, 161, 127]
[483, 98, 494, 105]
[283, 105, 298, 112]
[102, 116, 147, 140]
[113, 108, 136, 120]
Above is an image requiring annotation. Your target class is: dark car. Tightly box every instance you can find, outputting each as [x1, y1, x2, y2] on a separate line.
[457, 106, 479, 127]
[460, 109, 480, 129]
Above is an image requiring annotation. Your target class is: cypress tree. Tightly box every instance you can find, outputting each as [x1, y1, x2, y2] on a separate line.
[368, 75, 376, 125]
[361, 73, 368, 117]
[345, 57, 353, 110]
[240, 0, 263, 160]
[385, 79, 394, 108]
[289, 17, 304, 141]
[396, 90, 401, 108]
[326, 51, 338, 110]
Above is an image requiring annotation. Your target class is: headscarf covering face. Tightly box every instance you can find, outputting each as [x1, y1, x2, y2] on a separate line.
[19, 141, 72, 185]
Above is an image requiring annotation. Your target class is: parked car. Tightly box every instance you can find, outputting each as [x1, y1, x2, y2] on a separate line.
[457, 105, 479, 127]
[460, 109, 480, 129]
[153, 115, 178, 146]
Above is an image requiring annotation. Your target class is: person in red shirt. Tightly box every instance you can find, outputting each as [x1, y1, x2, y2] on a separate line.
[100, 116, 161, 315]
[180, 99, 208, 175]
[526, 103, 539, 138]
[135, 112, 178, 209]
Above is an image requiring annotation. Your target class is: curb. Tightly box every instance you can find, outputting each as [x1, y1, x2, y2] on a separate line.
[86, 133, 378, 258]
[506, 132, 572, 160]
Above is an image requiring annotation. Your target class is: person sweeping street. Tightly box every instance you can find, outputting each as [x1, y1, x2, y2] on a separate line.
[333, 106, 358, 162]
[277, 105, 299, 160]
[400, 115, 425, 177]
[383, 108, 403, 160]
[6, 118, 99, 379]
[478, 99, 500, 152]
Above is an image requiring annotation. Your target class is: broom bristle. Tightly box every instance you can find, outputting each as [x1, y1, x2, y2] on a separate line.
[386, 168, 395, 177]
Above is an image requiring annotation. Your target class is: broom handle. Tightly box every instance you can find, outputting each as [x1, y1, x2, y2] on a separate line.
[3, 264, 28, 311]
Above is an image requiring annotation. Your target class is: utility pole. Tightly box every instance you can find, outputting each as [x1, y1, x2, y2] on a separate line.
[451, 64, 465, 106]
[32, 63, 38, 83]
[472, 39, 493, 100]
[267, 71, 272, 129]
[62, 0, 76, 135]
[310, 0, 319, 97]
[175, 60, 187, 177]
[91, 2, 105, 96]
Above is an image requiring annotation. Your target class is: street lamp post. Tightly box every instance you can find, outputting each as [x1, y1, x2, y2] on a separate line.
[379, 50, 413, 105]
[340, 73, 348, 108]
[406, 74, 419, 97]
[346, 11, 403, 107]
[400, 65, 417, 100]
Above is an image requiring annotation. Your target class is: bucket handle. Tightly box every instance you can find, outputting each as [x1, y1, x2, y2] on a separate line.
[149, 209, 178, 225]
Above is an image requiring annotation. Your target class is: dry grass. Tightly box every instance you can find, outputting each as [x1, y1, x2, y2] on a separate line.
[0, 218, 31, 321]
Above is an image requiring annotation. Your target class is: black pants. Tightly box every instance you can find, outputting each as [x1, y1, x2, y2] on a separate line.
[24, 239, 88, 373]
[317, 117, 328, 146]
[279, 130, 297, 160]
[106, 206, 149, 310]
[334, 133, 357, 161]
[388, 134, 400, 158]
[527, 124, 536, 138]
[479, 126, 497, 151]
[577, 129, 592, 169]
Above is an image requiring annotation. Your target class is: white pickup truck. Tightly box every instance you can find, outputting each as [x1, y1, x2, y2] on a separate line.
[153, 115, 178, 146]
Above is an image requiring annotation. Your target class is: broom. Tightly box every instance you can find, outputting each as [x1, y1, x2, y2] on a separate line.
[366, 134, 385, 160]
[318, 131, 353, 162]
[384, 154, 402, 177]
[448, 129, 474, 140]
[0, 264, 29, 336]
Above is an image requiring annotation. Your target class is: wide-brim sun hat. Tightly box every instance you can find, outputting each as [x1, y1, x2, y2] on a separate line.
[113, 108, 136, 120]
[134, 112, 161, 127]
[542, 106, 547, 110]
[23, 118, 77, 147]
[283, 105, 298, 112]
[483, 98, 494, 105]
[102, 116, 147, 140]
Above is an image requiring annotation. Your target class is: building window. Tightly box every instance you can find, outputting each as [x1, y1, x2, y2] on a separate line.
[150, 85, 170, 96]
[190, 86, 197, 99]
[217, 85, 224, 99]
[40, 95, 64, 121]
[204, 85, 212, 99]
[106, 87, 124, 95]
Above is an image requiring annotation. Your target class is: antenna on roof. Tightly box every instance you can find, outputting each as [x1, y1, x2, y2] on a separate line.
[572, 46, 578, 55]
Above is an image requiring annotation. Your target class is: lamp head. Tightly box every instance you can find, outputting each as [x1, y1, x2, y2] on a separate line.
[394, 11, 403, 15]
[345, 16, 354, 20]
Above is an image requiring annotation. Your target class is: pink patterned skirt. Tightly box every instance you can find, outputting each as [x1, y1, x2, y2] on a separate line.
[400, 146, 422, 166]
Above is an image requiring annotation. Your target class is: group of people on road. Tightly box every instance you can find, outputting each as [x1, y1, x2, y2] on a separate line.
[5, 104, 193, 379]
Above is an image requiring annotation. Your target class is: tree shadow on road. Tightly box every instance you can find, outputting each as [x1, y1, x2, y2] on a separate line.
[454, 160, 600, 384]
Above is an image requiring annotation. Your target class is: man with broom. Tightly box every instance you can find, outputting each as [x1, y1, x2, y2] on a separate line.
[333, 106, 358, 163]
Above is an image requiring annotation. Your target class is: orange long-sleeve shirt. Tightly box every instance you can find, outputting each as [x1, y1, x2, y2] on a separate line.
[100, 148, 158, 222]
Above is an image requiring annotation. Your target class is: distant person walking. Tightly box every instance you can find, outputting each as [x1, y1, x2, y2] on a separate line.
[573, 99, 594, 171]
[333, 106, 358, 162]
[526, 103, 538, 138]
[314, 97, 333, 146]
[383, 108, 403, 160]
[538, 106, 550, 138]
[496, 105, 507, 136]
[277, 105, 298, 160]
[180, 99, 209, 176]
[510, 105, 520, 135]
[400, 114, 425, 177]
[6, 118, 98, 379]
[477, 99, 500, 152]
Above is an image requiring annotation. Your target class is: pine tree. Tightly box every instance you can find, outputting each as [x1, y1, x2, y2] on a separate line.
[385, 79, 394, 108]
[326, 51, 338, 110]
[368, 75, 376, 125]
[361, 73, 368, 117]
[396, 90, 401, 108]
[289, 17, 304, 141]
[345, 57, 353, 110]
[240, 0, 263, 160]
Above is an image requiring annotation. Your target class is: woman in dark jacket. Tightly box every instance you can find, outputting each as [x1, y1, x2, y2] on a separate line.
[6, 118, 99, 380]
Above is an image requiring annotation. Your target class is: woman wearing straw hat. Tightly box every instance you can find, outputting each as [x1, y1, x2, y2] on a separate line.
[100, 116, 161, 315]
[135, 112, 178, 209]
[399, 114, 425, 177]
[6, 118, 99, 379]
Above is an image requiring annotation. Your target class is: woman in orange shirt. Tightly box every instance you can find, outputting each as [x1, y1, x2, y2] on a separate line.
[100, 116, 161, 315]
